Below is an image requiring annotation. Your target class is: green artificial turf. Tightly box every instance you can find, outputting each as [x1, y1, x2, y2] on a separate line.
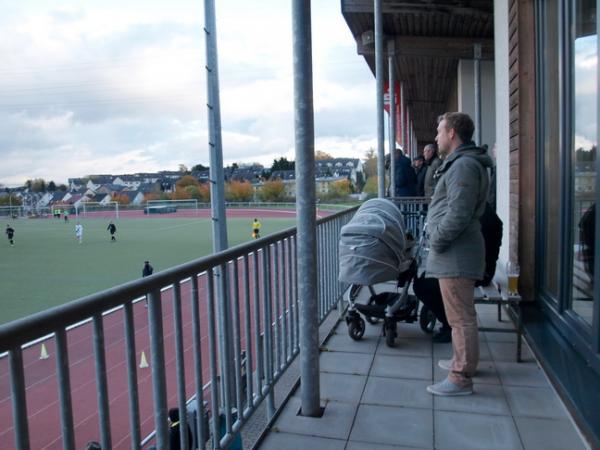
[0, 216, 296, 325]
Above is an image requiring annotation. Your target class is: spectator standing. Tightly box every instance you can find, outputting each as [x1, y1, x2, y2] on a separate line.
[423, 143, 442, 198]
[107, 221, 117, 242]
[414, 155, 427, 197]
[425, 112, 492, 396]
[168, 407, 193, 450]
[6, 224, 15, 246]
[393, 148, 417, 197]
[75, 222, 83, 244]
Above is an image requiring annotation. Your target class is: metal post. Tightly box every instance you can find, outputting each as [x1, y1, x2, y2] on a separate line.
[204, 0, 234, 421]
[374, 0, 385, 198]
[292, 0, 320, 417]
[148, 289, 168, 448]
[474, 43, 482, 146]
[388, 41, 396, 197]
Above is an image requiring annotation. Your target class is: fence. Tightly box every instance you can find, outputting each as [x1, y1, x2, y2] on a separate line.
[0, 206, 357, 450]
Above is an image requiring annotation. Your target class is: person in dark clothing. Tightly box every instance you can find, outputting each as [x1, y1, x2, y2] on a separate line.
[393, 148, 417, 197]
[579, 203, 595, 280]
[143, 261, 154, 307]
[6, 224, 15, 246]
[107, 221, 117, 241]
[168, 407, 193, 450]
[414, 155, 427, 197]
[414, 202, 503, 342]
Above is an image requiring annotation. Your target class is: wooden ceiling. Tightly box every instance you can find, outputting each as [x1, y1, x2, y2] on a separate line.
[342, 0, 494, 146]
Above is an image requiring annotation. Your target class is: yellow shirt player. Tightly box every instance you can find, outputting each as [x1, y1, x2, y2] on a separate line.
[252, 218, 261, 239]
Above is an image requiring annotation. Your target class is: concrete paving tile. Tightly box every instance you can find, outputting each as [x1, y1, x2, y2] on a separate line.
[395, 322, 430, 339]
[319, 350, 374, 375]
[371, 354, 432, 380]
[273, 397, 356, 440]
[514, 416, 588, 450]
[434, 410, 523, 450]
[323, 332, 379, 354]
[434, 359, 501, 385]
[433, 383, 511, 416]
[260, 431, 346, 450]
[376, 335, 433, 357]
[503, 385, 570, 419]
[478, 315, 516, 330]
[362, 376, 433, 409]
[318, 372, 367, 404]
[346, 440, 432, 450]
[350, 404, 433, 448]
[483, 331, 519, 343]
[495, 361, 550, 388]
[487, 341, 533, 362]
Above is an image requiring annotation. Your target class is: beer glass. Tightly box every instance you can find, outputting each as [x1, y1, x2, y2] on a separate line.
[507, 261, 520, 296]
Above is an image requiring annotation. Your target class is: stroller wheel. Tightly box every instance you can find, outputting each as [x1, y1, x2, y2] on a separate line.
[348, 317, 366, 341]
[419, 304, 437, 333]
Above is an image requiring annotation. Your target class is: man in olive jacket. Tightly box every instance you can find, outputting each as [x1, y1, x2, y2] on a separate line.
[423, 144, 442, 198]
[425, 112, 492, 396]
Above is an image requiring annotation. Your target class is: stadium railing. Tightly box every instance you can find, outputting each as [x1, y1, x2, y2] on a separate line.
[0, 205, 360, 450]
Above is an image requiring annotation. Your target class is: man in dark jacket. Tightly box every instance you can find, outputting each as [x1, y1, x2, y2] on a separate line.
[425, 112, 492, 396]
[414, 155, 427, 196]
[393, 148, 417, 196]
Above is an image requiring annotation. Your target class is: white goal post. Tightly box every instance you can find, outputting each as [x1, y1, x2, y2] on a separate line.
[76, 201, 120, 219]
[145, 199, 199, 215]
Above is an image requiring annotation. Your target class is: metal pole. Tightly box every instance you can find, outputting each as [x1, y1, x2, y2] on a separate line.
[292, 0, 320, 417]
[388, 41, 396, 197]
[400, 83, 405, 155]
[474, 43, 482, 146]
[374, 0, 385, 198]
[204, 0, 234, 421]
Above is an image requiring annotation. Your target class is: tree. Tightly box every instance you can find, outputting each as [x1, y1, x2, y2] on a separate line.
[363, 148, 378, 178]
[112, 193, 130, 205]
[329, 179, 351, 199]
[31, 178, 47, 192]
[47, 181, 57, 192]
[271, 157, 295, 171]
[0, 193, 22, 206]
[315, 150, 333, 160]
[226, 180, 254, 202]
[363, 176, 379, 196]
[176, 175, 200, 189]
[144, 192, 161, 202]
[198, 183, 211, 202]
[171, 186, 192, 200]
[178, 164, 189, 174]
[192, 163, 209, 171]
[259, 179, 286, 202]
[57, 184, 68, 192]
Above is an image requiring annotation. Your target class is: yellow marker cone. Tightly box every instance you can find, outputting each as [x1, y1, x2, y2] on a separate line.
[139, 351, 149, 369]
[39, 343, 49, 360]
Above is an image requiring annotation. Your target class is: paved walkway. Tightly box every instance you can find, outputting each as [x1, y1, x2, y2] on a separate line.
[258, 296, 590, 449]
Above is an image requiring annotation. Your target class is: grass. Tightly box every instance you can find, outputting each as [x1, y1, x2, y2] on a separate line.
[0, 216, 297, 325]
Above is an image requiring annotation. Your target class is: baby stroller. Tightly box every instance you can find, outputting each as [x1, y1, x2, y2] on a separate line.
[339, 198, 437, 347]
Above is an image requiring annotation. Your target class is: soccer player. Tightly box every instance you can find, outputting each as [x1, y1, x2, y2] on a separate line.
[75, 222, 83, 244]
[6, 224, 15, 246]
[107, 221, 117, 241]
[252, 218, 261, 239]
[142, 261, 154, 307]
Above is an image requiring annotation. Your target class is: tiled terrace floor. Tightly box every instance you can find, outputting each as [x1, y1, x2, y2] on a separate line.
[258, 298, 590, 450]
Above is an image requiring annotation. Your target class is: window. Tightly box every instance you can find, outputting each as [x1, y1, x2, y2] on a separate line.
[569, 0, 597, 327]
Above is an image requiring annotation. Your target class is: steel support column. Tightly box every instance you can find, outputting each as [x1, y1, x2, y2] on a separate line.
[292, 0, 320, 417]
[388, 41, 396, 197]
[474, 43, 482, 146]
[374, 0, 385, 197]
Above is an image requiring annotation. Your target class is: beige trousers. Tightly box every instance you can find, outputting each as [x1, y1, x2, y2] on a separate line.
[439, 277, 478, 386]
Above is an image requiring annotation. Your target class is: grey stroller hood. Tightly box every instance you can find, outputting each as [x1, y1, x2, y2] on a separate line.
[339, 198, 413, 285]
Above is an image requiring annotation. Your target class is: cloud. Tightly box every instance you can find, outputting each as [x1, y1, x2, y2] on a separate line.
[0, 1, 376, 186]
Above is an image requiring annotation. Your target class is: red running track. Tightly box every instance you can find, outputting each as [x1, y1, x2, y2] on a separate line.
[0, 208, 305, 449]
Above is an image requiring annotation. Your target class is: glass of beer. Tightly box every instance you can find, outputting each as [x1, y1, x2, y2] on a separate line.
[507, 261, 520, 296]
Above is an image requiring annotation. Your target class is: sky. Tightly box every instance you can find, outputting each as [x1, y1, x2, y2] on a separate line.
[0, 0, 377, 186]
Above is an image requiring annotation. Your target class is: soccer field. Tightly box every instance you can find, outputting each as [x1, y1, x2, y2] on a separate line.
[0, 216, 297, 325]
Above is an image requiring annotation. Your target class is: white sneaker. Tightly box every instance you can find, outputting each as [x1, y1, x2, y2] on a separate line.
[438, 359, 453, 371]
[427, 378, 473, 396]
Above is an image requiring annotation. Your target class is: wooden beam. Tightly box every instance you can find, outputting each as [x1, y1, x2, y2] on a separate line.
[358, 35, 494, 59]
